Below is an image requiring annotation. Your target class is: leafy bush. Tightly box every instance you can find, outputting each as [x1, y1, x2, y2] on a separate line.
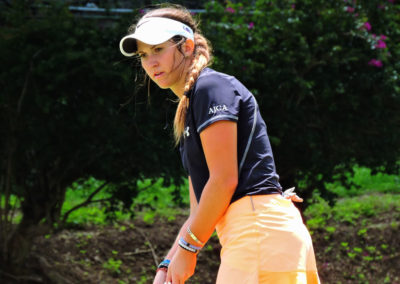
[332, 193, 400, 224]
[132, 178, 190, 223]
[303, 191, 333, 230]
[200, 0, 400, 199]
[326, 165, 400, 197]
[62, 177, 189, 226]
[305, 166, 400, 229]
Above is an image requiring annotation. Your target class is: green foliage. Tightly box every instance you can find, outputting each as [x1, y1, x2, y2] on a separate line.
[201, 0, 400, 199]
[62, 177, 114, 225]
[132, 178, 190, 223]
[332, 194, 400, 224]
[305, 162, 400, 228]
[103, 257, 123, 275]
[306, 192, 400, 228]
[61, 177, 189, 226]
[302, 190, 332, 230]
[326, 165, 400, 197]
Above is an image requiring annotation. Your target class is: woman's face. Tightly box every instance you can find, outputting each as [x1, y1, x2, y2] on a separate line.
[137, 40, 188, 96]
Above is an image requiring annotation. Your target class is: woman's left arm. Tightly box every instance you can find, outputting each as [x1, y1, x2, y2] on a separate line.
[188, 120, 238, 242]
[166, 120, 238, 283]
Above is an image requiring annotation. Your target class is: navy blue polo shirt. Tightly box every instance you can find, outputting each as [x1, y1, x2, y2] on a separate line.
[180, 68, 282, 203]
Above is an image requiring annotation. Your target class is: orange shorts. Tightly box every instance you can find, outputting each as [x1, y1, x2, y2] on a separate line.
[215, 194, 320, 284]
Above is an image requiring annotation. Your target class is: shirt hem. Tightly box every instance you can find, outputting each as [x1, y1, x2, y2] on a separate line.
[197, 115, 238, 133]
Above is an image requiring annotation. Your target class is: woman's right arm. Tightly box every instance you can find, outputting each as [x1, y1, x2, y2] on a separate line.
[153, 176, 198, 284]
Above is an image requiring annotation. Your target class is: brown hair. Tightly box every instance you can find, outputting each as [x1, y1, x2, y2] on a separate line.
[129, 5, 213, 145]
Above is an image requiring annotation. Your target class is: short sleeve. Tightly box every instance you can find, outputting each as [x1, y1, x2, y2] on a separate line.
[192, 74, 241, 133]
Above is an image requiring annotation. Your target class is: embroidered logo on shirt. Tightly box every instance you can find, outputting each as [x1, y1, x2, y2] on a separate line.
[183, 126, 190, 138]
[208, 104, 228, 114]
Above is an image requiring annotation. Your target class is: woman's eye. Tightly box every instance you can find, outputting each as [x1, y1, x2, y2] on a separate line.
[154, 47, 163, 53]
[138, 53, 147, 59]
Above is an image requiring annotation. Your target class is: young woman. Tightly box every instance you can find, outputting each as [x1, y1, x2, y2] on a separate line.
[120, 5, 320, 284]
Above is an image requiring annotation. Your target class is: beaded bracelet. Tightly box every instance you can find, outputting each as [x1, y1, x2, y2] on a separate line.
[178, 237, 201, 254]
[187, 226, 204, 246]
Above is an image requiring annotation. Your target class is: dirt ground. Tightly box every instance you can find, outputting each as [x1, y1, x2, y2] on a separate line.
[1, 211, 399, 284]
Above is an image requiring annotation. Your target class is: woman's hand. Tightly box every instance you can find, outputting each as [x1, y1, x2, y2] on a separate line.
[153, 269, 167, 284]
[165, 247, 197, 284]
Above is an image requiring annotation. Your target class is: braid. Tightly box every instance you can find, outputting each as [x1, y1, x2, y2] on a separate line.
[174, 33, 212, 144]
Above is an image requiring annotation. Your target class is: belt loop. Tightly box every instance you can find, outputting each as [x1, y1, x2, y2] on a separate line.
[250, 196, 255, 211]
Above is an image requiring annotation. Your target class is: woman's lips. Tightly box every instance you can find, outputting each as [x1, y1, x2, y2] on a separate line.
[154, 72, 164, 78]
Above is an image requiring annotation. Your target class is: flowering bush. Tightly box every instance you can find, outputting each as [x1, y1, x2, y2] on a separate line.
[201, 0, 400, 198]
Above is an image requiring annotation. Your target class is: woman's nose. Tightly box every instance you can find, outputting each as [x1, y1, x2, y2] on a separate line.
[148, 55, 159, 68]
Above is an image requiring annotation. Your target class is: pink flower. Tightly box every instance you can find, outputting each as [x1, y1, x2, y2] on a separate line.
[378, 4, 386, 9]
[380, 34, 388, 40]
[225, 7, 236, 13]
[368, 59, 383, 68]
[375, 40, 387, 49]
[291, 4, 296, 9]
[346, 6, 355, 12]
[354, 13, 359, 17]
[388, 0, 394, 3]
[248, 22, 255, 29]
[364, 22, 372, 31]
[139, 9, 145, 14]
[372, 34, 377, 38]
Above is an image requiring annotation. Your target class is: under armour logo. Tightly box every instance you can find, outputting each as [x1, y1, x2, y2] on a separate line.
[183, 126, 190, 138]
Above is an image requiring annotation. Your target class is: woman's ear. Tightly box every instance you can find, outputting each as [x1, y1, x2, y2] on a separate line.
[183, 39, 195, 57]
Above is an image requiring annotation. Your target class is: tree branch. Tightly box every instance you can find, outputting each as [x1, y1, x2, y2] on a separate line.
[61, 181, 109, 226]
[17, 49, 42, 115]
[0, 270, 43, 283]
[136, 227, 159, 267]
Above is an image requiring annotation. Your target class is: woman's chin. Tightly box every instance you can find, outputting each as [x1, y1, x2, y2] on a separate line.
[154, 82, 170, 89]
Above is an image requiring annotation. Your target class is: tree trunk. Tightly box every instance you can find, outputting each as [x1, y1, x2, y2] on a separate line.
[2, 183, 66, 267]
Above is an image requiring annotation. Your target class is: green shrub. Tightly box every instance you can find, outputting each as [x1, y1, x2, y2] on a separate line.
[305, 192, 400, 228]
[201, 0, 400, 199]
[61, 177, 189, 226]
[326, 165, 400, 197]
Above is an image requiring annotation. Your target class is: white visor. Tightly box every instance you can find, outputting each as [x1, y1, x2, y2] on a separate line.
[119, 17, 194, 57]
